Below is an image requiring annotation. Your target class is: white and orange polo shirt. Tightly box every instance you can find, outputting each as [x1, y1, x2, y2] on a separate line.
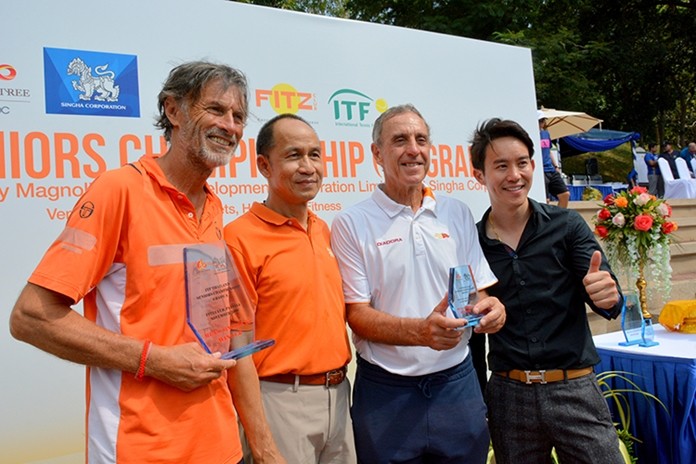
[29, 155, 241, 464]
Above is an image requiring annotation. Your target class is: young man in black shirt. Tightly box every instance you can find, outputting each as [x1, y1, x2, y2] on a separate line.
[469, 118, 625, 464]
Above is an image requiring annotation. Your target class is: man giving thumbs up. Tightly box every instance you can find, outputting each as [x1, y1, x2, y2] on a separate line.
[469, 118, 625, 464]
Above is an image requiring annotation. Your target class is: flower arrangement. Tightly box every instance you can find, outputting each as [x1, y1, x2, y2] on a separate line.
[592, 186, 678, 311]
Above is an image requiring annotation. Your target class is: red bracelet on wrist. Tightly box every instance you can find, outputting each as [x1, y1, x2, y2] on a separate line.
[135, 340, 152, 381]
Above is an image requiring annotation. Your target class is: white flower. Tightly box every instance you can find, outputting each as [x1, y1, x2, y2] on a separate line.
[612, 213, 626, 227]
[633, 193, 651, 206]
[657, 202, 670, 217]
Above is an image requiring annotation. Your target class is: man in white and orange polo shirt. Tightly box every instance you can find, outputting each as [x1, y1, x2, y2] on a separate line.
[224, 114, 355, 463]
[9, 61, 283, 464]
[330, 104, 506, 464]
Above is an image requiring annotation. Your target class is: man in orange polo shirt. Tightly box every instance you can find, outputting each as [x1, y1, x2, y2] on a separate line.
[9, 61, 283, 464]
[224, 114, 355, 463]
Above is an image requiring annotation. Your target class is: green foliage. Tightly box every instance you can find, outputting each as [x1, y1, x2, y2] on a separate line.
[561, 144, 633, 183]
[236, 0, 696, 146]
[233, 0, 349, 17]
[596, 370, 669, 463]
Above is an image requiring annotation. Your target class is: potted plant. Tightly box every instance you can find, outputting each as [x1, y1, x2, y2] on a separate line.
[591, 186, 678, 319]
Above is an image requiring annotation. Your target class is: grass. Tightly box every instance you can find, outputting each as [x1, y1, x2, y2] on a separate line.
[560, 143, 634, 184]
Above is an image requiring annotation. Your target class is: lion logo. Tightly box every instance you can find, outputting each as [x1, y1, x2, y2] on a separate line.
[67, 57, 120, 102]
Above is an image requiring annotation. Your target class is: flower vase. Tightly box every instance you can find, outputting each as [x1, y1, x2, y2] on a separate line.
[636, 259, 652, 320]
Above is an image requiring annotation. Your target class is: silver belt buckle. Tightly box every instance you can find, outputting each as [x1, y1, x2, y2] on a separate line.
[524, 370, 547, 384]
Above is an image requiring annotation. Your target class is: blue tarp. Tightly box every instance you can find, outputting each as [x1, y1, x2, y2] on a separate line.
[559, 128, 641, 157]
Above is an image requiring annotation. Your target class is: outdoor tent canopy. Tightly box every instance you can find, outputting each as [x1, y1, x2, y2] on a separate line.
[559, 128, 641, 157]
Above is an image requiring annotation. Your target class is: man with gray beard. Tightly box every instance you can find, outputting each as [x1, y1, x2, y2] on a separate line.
[9, 61, 282, 464]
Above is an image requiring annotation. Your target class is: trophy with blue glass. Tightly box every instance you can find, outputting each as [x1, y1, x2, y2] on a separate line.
[619, 291, 658, 348]
[448, 265, 482, 327]
[184, 241, 274, 359]
[619, 292, 643, 346]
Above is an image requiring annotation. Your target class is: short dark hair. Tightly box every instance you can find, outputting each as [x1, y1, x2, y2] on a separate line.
[372, 104, 430, 145]
[256, 113, 314, 157]
[155, 61, 248, 142]
[469, 118, 535, 171]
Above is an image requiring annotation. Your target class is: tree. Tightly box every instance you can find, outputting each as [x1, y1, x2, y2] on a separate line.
[233, 0, 349, 17]
[237, 0, 696, 145]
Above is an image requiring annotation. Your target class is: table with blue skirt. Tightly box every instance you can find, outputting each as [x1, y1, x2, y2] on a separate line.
[592, 325, 696, 464]
[567, 183, 628, 201]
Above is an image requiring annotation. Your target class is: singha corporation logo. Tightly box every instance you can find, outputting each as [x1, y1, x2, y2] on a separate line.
[44, 47, 140, 117]
[67, 57, 120, 102]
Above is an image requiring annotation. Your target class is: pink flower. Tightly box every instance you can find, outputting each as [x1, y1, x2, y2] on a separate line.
[630, 186, 648, 195]
[633, 214, 653, 232]
[657, 202, 672, 217]
[633, 193, 651, 206]
[612, 213, 625, 227]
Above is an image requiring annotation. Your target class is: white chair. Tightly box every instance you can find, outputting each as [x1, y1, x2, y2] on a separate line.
[633, 156, 649, 184]
[691, 158, 696, 176]
[675, 157, 692, 179]
[658, 157, 696, 199]
[657, 158, 674, 181]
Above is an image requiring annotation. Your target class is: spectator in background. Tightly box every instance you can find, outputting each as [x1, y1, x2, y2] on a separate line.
[538, 117, 570, 208]
[659, 142, 680, 178]
[644, 143, 662, 197]
[679, 142, 696, 174]
[626, 168, 638, 188]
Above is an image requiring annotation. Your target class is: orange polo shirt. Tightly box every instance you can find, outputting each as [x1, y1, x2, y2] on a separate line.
[29, 155, 241, 464]
[224, 202, 351, 377]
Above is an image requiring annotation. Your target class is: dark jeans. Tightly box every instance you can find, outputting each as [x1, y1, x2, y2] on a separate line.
[352, 355, 489, 464]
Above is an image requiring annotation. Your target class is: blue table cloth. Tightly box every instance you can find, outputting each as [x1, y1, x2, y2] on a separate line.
[567, 183, 628, 201]
[593, 326, 696, 464]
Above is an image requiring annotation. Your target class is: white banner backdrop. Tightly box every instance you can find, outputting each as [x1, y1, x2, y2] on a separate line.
[0, 0, 543, 461]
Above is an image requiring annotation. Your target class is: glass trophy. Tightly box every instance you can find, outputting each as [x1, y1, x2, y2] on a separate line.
[619, 291, 659, 348]
[184, 242, 274, 360]
[448, 265, 482, 327]
[619, 292, 643, 346]
[640, 318, 659, 347]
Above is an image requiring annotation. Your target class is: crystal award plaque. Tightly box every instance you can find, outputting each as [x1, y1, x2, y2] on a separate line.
[619, 292, 643, 346]
[640, 318, 659, 348]
[618, 291, 659, 348]
[448, 265, 482, 327]
[184, 242, 274, 360]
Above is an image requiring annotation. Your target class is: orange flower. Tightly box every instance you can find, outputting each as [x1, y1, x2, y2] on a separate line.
[614, 196, 628, 208]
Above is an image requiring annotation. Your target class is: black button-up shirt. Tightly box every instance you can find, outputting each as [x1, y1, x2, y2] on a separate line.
[476, 199, 622, 372]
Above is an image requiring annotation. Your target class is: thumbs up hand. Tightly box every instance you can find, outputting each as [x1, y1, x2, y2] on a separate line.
[583, 250, 620, 309]
[587, 250, 602, 275]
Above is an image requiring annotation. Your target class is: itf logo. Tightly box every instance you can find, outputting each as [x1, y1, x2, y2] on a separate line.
[0, 64, 17, 81]
[327, 89, 388, 127]
[44, 47, 140, 117]
[255, 83, 316, 115]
